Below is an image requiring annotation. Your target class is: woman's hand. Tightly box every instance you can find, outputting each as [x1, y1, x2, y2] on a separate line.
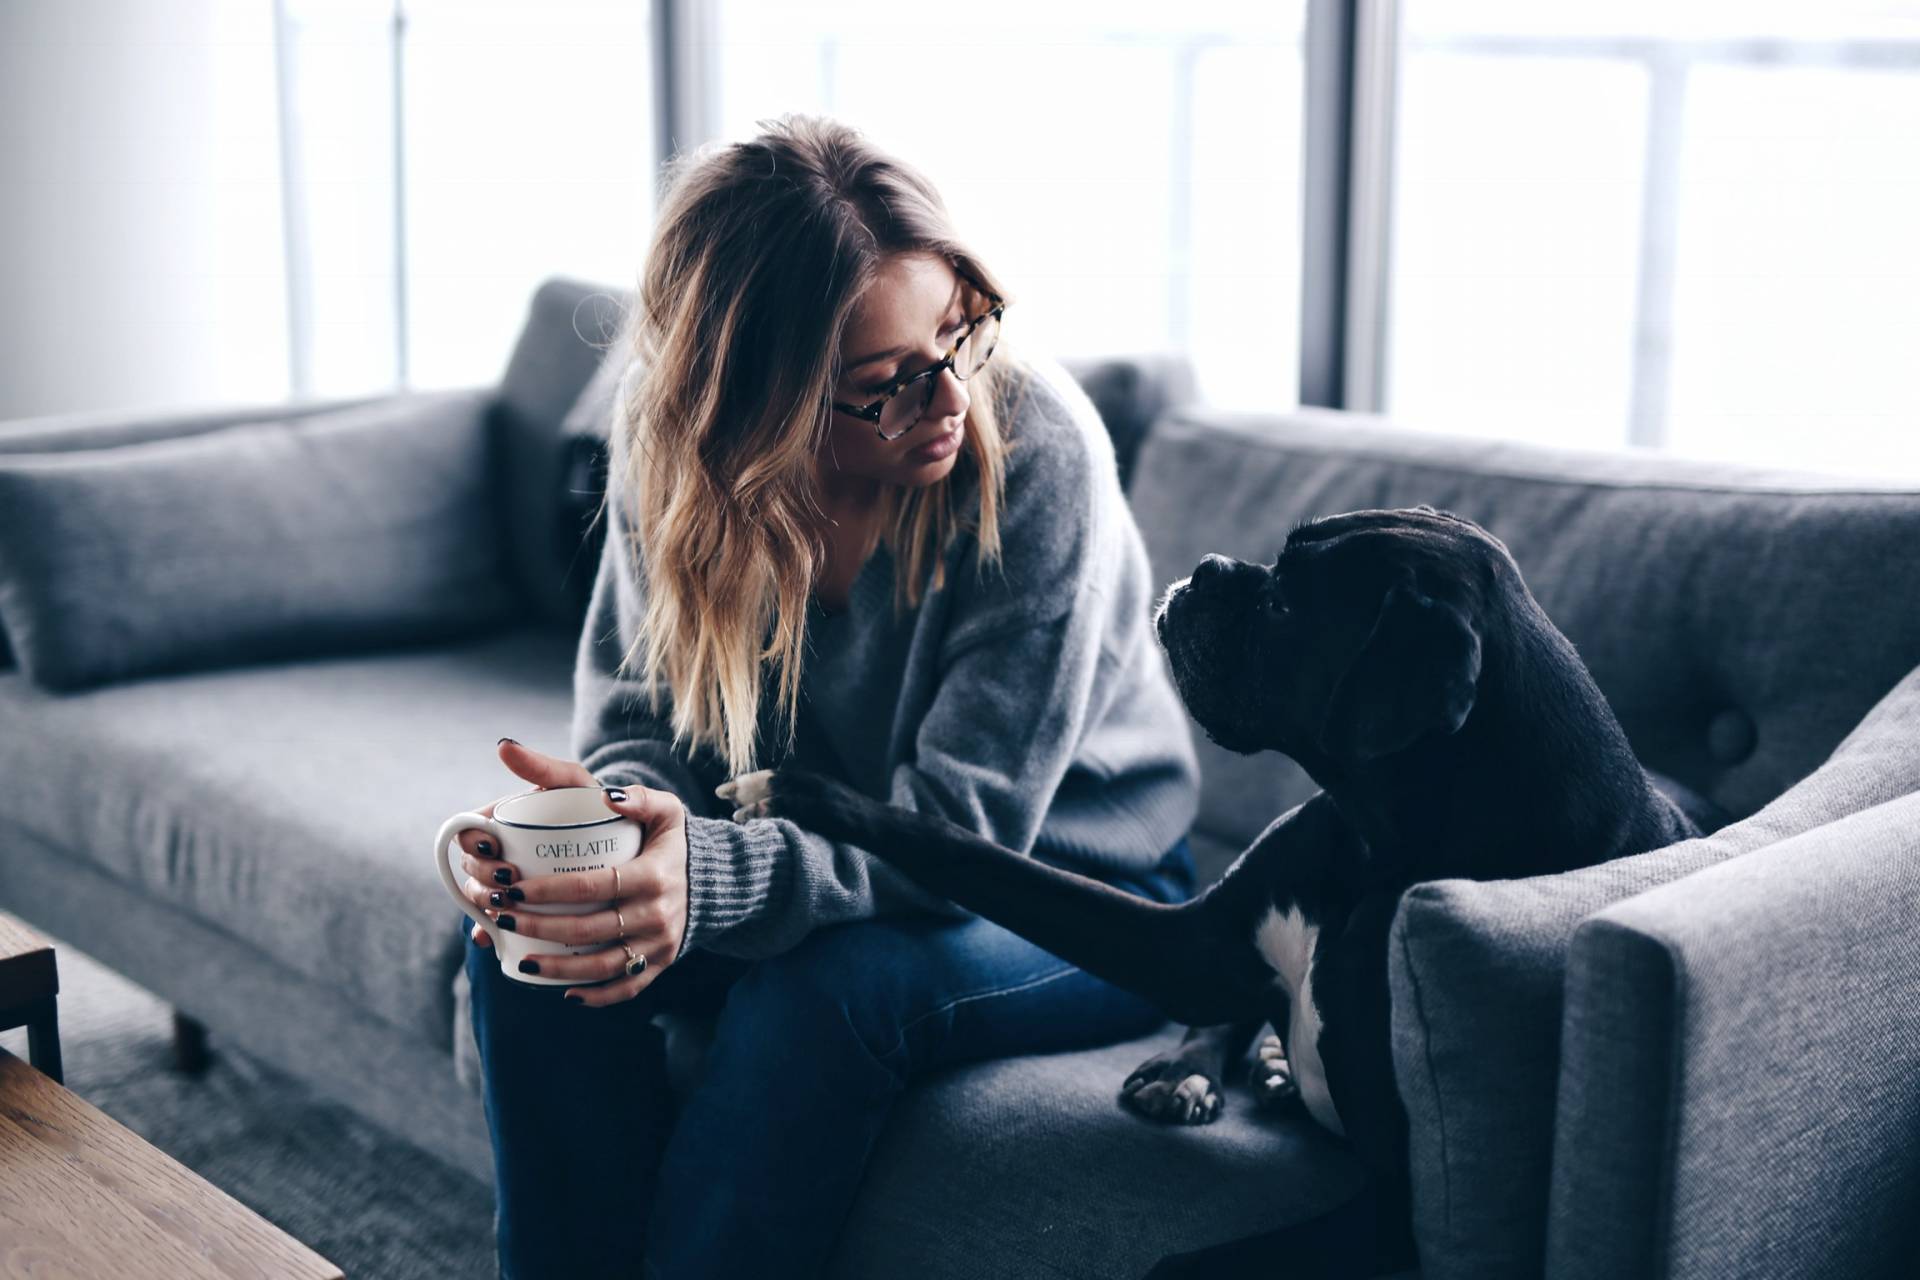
[456, 740, 690, 1006]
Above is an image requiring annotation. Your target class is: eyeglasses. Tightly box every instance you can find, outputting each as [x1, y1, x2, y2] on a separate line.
[831, 298, 1005, 441]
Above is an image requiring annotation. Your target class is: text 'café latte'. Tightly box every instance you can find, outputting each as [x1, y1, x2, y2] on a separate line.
[535, 836, 624, 868]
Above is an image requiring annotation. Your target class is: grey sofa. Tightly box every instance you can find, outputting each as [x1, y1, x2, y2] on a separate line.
[2, 277, 1915, 1279]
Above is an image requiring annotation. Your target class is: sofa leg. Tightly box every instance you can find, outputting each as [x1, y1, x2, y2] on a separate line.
[171, 1009, 211, 1074]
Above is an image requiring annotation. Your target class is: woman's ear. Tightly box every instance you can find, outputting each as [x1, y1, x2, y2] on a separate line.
[1317, 583, 1483, 762]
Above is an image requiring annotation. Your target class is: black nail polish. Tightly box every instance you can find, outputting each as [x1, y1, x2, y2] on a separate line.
[489, 890, 506, 908]
[517, 959, 541, 975]
[475, 839, 494, 857]
[497, 737, 519, 746]
[605, 787, 628, 803]
[498, 914, 517, 931]
[493, 868, 513, 885]
[507, 886, 525, 902]
[563, 993, 585, 1005]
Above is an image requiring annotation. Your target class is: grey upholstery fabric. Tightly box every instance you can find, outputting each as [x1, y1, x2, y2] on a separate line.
[492, 278, 628, 623]
[0, 392, 391, 673]
[1058, 354, 1196, 492]
[1387, 663, 1920, 1280]
[0, 391, 508, 690]
[1548, 791, 1920, 1279]
[830, 1031, 1364, 1278]
[0, 626, 579, 1044]
[1128, 408, 1920, 854]
[0, 393, 391, 455]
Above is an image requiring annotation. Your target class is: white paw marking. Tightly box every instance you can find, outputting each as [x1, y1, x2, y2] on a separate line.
[728, 771, 773, 807]
[1252, 904, 1343, 1137]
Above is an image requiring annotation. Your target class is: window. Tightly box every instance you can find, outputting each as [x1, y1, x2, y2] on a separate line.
[1386, 1, 1920, 475]
[277, 0, 656, 398]
[711, 0, 1307, 412]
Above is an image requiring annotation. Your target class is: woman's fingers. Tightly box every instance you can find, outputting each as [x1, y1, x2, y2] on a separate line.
[454, 744, 594, 864]
[499, 739, 598, 791]
[488, 895, 671, 948]
[510, 932, 663, 983]
[563, 957, 660, 1007]
[459, 848, 524, 888]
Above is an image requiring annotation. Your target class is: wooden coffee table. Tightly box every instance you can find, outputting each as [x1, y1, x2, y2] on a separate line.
[0, 915, 344, 1278]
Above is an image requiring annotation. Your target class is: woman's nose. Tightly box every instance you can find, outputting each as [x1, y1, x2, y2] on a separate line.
[927, 366, 969, 421]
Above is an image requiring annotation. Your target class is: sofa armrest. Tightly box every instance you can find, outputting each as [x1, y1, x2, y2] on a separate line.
[1544, 791, 1920, 1279]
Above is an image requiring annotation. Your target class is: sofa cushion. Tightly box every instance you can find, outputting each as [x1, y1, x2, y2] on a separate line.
[0, 393, 390, 675]
[1059, 354, 1195, 492]
[1128, 407, 1920, 851]
[831, 1031, 1365, 1278]
[1386, 662, 1920, 1280]
[0, 626, 580, 1046]
[493, 278, 628, 624]
[0, 390, 509, 691]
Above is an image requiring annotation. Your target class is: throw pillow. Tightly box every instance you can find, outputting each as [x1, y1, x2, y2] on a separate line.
[0, 394, 387, 675]
[1386, 661, 1920, 1280]
[0, 390, 510, 691]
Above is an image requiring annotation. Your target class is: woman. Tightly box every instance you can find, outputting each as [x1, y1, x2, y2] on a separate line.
[454, 116, 1200, 1279]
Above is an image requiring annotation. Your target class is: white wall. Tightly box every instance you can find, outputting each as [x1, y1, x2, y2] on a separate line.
[0, 0, 292, 420]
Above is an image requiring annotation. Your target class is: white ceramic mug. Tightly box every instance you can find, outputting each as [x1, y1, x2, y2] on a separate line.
[435, 786, 642, 986]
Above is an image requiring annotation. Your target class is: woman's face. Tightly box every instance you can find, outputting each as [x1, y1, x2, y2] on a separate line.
[821, 252, 975, 493]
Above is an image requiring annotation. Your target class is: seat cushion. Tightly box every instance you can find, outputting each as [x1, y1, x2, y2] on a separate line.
[829, 1029, 1365, 1278]
[0, 627, 579, 1046]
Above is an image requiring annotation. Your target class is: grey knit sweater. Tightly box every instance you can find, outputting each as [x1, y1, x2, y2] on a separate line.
[570, 357, 1199, 962]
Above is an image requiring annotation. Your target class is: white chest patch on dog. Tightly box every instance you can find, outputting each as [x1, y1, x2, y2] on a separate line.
[1253, 904, 1344, 1137]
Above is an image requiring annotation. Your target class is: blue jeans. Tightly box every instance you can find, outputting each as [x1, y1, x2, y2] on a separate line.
[463, 837, 1194, 1280]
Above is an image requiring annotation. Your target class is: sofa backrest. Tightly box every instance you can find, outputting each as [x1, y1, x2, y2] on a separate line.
[1127, 406, 1920, 857]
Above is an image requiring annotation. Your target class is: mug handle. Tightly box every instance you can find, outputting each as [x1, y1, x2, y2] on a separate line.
[436, 812, 508, 944]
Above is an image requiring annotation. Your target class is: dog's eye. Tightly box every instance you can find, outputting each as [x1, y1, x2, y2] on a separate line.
[1263, 593, 1290, 617]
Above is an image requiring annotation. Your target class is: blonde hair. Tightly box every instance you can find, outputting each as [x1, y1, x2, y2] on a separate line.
[610, 115, 1014, 777]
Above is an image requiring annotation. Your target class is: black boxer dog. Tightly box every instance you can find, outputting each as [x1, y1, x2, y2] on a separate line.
[719, 507, 1705, 1277]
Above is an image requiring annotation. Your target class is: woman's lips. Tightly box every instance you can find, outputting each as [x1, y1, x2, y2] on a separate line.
[908, 422, 963, 462]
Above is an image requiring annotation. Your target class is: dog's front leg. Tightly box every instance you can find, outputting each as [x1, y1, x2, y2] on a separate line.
[721, 767, 1261, 1026]
[1120, 1020, 1263, 1125]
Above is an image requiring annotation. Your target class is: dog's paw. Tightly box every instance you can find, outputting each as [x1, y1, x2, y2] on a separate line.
[1121, 1055, 1223, 1125]
[1250, 1033, 1298, 1109]
[716, 768, 843, 828]
[717, 769, 776, 822]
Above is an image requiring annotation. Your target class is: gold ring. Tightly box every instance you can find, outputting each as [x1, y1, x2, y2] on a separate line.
[620, 943, 646, 978]
[615, 906, 628, 940]
[612, 864, 622, 897]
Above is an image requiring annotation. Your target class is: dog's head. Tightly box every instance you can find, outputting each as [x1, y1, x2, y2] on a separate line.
[1154, 506, 1516, 767]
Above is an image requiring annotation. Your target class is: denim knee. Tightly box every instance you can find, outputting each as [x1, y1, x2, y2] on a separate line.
[707, 927, 926, 1080]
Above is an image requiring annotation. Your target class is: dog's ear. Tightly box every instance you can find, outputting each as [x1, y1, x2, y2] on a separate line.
[1319, 583, 1483, 762]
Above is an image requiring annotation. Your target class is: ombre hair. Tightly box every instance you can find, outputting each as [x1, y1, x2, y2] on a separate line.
[608, 115, 1014, 778]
